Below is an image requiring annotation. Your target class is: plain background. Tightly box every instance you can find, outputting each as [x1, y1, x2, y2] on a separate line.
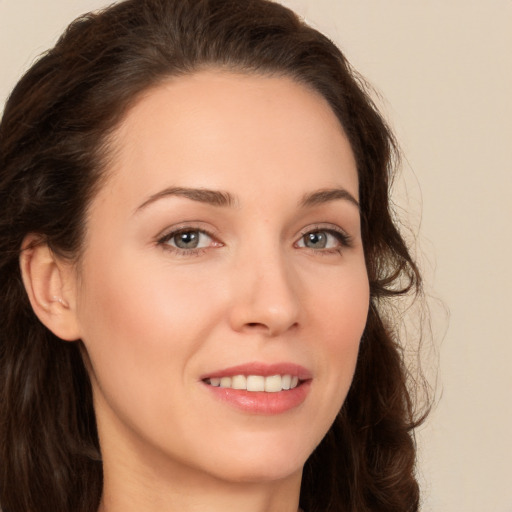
[1, 1, 511, 511]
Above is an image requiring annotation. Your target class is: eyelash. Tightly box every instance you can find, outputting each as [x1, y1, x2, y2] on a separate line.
[157, 226, 219, 257]
[157, 225, 352, 256]
[296, 225, 352, 255]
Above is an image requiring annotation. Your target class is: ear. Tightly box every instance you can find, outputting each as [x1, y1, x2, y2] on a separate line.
[20, 235, 81, 341]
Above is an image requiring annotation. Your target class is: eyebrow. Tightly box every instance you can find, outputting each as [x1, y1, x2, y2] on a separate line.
[135, 186, 237, 213]
[300, 188, 360, 210]
[135, 185, 359, 213]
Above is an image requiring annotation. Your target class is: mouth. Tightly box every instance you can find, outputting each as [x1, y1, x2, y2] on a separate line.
[204, 374, 301, 392]
[200, 363, 312, 414]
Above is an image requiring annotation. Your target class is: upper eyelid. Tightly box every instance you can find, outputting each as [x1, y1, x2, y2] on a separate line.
[155, 222, 353, 246]
[156, 223, 218, 242]
[160, 227, 214, 241]
[298, 223, 351, 239]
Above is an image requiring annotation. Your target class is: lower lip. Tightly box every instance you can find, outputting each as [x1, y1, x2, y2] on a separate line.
[203, 380, 311, 415]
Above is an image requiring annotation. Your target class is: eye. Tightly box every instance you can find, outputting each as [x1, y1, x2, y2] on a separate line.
[171, 230, 207, 249]
[158, 228, 216, 252]
[296, 228, 350, 251]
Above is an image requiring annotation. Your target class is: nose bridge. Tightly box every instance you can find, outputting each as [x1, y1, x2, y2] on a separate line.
[228, 234, 301, 336]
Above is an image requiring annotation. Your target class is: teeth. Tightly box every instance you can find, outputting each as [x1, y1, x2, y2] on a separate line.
[246, 375, 265, 391]
[208, 374, 300, 392]
[231, 375, 247, 389]
[264, 375, 282, 392]
[220, 377, 232, 388]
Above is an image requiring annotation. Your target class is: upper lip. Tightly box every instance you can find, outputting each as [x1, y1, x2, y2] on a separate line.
[200, 362, 312, 381]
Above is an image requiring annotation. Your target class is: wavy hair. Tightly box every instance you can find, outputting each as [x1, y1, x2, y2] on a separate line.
[0, 1, 428, 511]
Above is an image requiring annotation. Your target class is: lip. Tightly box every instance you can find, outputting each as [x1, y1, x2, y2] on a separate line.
[200, 362, 312, 415]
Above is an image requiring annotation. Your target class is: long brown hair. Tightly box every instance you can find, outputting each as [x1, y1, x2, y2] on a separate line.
[0, 1, 428, 511]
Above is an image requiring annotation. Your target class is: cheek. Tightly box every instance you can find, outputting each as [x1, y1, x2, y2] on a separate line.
[76, 236, 368, 450]
[79, 246, 217, 347]
[75, 250, 221, 423]
[305, 261, 369, 406]
[308, 260, 369, 343]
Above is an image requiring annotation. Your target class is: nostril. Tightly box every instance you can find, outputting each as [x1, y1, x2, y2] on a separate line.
[245, 322, 272, 331]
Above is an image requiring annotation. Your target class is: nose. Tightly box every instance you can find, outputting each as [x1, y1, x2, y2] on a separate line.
[228, 247, 301, 337]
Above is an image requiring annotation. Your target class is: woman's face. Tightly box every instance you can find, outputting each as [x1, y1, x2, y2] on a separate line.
[72, 71, 369, 485]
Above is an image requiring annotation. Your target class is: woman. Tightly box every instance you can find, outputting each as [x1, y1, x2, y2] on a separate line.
[0, 0, 427, 511]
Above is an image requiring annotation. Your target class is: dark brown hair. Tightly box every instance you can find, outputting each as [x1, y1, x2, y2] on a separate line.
[0, 1, 428, 511]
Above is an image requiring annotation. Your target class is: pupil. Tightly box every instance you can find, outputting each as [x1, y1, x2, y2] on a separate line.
[306, 232, 326, 248]
[175, 231, 199, 249]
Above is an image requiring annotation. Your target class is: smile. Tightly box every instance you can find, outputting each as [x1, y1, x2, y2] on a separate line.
[201, 363, 312, 414]
[205, 374, 300, 392]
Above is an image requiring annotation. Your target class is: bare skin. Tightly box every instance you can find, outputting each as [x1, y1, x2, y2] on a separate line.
[23, 71, 368, 512]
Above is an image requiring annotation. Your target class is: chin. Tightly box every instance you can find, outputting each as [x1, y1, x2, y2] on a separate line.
[210, 459, 304, 485]
[194, 435, 313, 484]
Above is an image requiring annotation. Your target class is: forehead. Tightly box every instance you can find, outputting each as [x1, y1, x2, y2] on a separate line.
[98, 70, 358, 209]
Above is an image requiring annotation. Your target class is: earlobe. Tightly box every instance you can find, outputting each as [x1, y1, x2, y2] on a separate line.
[19, 235, 81, 341]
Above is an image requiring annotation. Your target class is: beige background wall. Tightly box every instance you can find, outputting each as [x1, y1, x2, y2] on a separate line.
[1, 1, 511, 511]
